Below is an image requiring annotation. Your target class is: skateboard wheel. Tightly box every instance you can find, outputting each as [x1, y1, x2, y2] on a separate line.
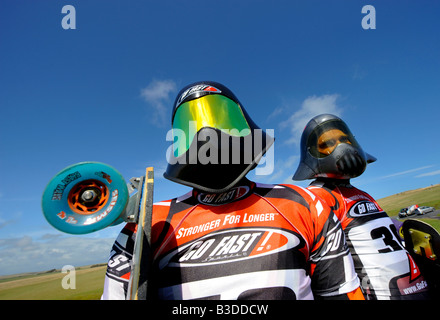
[42, 162, 129, 234]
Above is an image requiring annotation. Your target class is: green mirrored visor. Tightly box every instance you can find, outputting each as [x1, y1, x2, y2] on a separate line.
[172, 95, 251, 158]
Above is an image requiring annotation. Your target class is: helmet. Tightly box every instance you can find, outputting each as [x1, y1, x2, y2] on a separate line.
[164, 81, 275, 192]
[292, 114, 376, 180]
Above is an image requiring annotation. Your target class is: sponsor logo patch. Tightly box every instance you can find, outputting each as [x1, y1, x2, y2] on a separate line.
[348, 200, 381, 217]
[160, 228, 300, 268]
[51, 171, 82, 200]
[197, 186, 250, 206]
[177, 84, 222, 105]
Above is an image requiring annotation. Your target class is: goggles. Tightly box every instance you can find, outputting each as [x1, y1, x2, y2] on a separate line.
[308, 120, 360, 158]
[172, 95, 251, 158]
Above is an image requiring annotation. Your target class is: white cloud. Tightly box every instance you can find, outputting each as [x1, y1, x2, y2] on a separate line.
[267, 106, 285, 121]
[356, 165, 437, 187]
[249, 154, 300, 185]
[415, 169, 440, 178]
[0, 218, 14, 230]
[0, 235, 115, 275]
[274, 155, 301, 184]
[352, 64, 367, 80]
[140, 79, 177, 127]
[279, 94, 342, 145]
[0, 211, 21, 230]
[380, 165, 435, 179]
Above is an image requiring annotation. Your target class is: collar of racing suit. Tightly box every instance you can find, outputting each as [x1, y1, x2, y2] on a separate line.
[313, 177, 354, 189]
[193, 178, 256, 206]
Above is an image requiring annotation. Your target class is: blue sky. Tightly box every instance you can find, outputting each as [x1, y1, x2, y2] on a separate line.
[0, 0, 439, 276]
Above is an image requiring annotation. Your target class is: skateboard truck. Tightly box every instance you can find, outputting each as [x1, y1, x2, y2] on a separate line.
[119, 176, 145, 224]
[409, 229, 437, 261]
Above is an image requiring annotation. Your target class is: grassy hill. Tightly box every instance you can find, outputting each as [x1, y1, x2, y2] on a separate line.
[376, 183, 440, 234]
[0, 265, 107, 300]
[377, 184, 440, 217]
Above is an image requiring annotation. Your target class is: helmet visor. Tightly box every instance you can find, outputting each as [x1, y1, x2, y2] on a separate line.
[172, 95, 251, 158]
[308, 119, 361, 158]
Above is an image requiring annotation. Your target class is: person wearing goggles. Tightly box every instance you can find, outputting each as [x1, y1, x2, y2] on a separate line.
[293, 114, 429, 300]
[102, 82, 363, 300]
[165, 90, 261, 192]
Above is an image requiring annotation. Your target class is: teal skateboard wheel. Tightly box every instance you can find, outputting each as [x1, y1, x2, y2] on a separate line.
[42, 162, 129, 234]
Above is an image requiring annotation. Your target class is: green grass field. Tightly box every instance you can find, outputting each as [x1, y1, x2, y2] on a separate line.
[0, 266, 107, 300]
[0, 184, 438, 300]
[376, 183, 440, 233]
[377, 184, 440, 217]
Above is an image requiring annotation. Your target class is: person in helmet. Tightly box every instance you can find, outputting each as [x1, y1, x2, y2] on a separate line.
[102, 82, 363, 300]
[293, 113, 377, 181]
[293, 114, 429, 300]
[163, 81, 274, 193]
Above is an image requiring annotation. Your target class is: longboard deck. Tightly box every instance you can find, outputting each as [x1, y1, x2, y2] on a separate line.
[127, 167, 154, 300]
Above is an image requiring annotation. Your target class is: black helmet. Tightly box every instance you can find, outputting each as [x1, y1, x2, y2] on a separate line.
[292, 114, 376, 180]
[164, 81, 275, 192]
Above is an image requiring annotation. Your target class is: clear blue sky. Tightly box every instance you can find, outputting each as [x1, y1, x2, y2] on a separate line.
[0, 0, 439, 275]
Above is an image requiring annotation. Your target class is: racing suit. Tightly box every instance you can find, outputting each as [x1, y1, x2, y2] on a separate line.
[102, 179, 362, 300]
[307, 178, 429, 300]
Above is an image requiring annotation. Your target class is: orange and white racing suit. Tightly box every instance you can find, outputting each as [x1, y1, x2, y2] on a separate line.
[307, 178, 429, 300]
[102, 179, 362, 300]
